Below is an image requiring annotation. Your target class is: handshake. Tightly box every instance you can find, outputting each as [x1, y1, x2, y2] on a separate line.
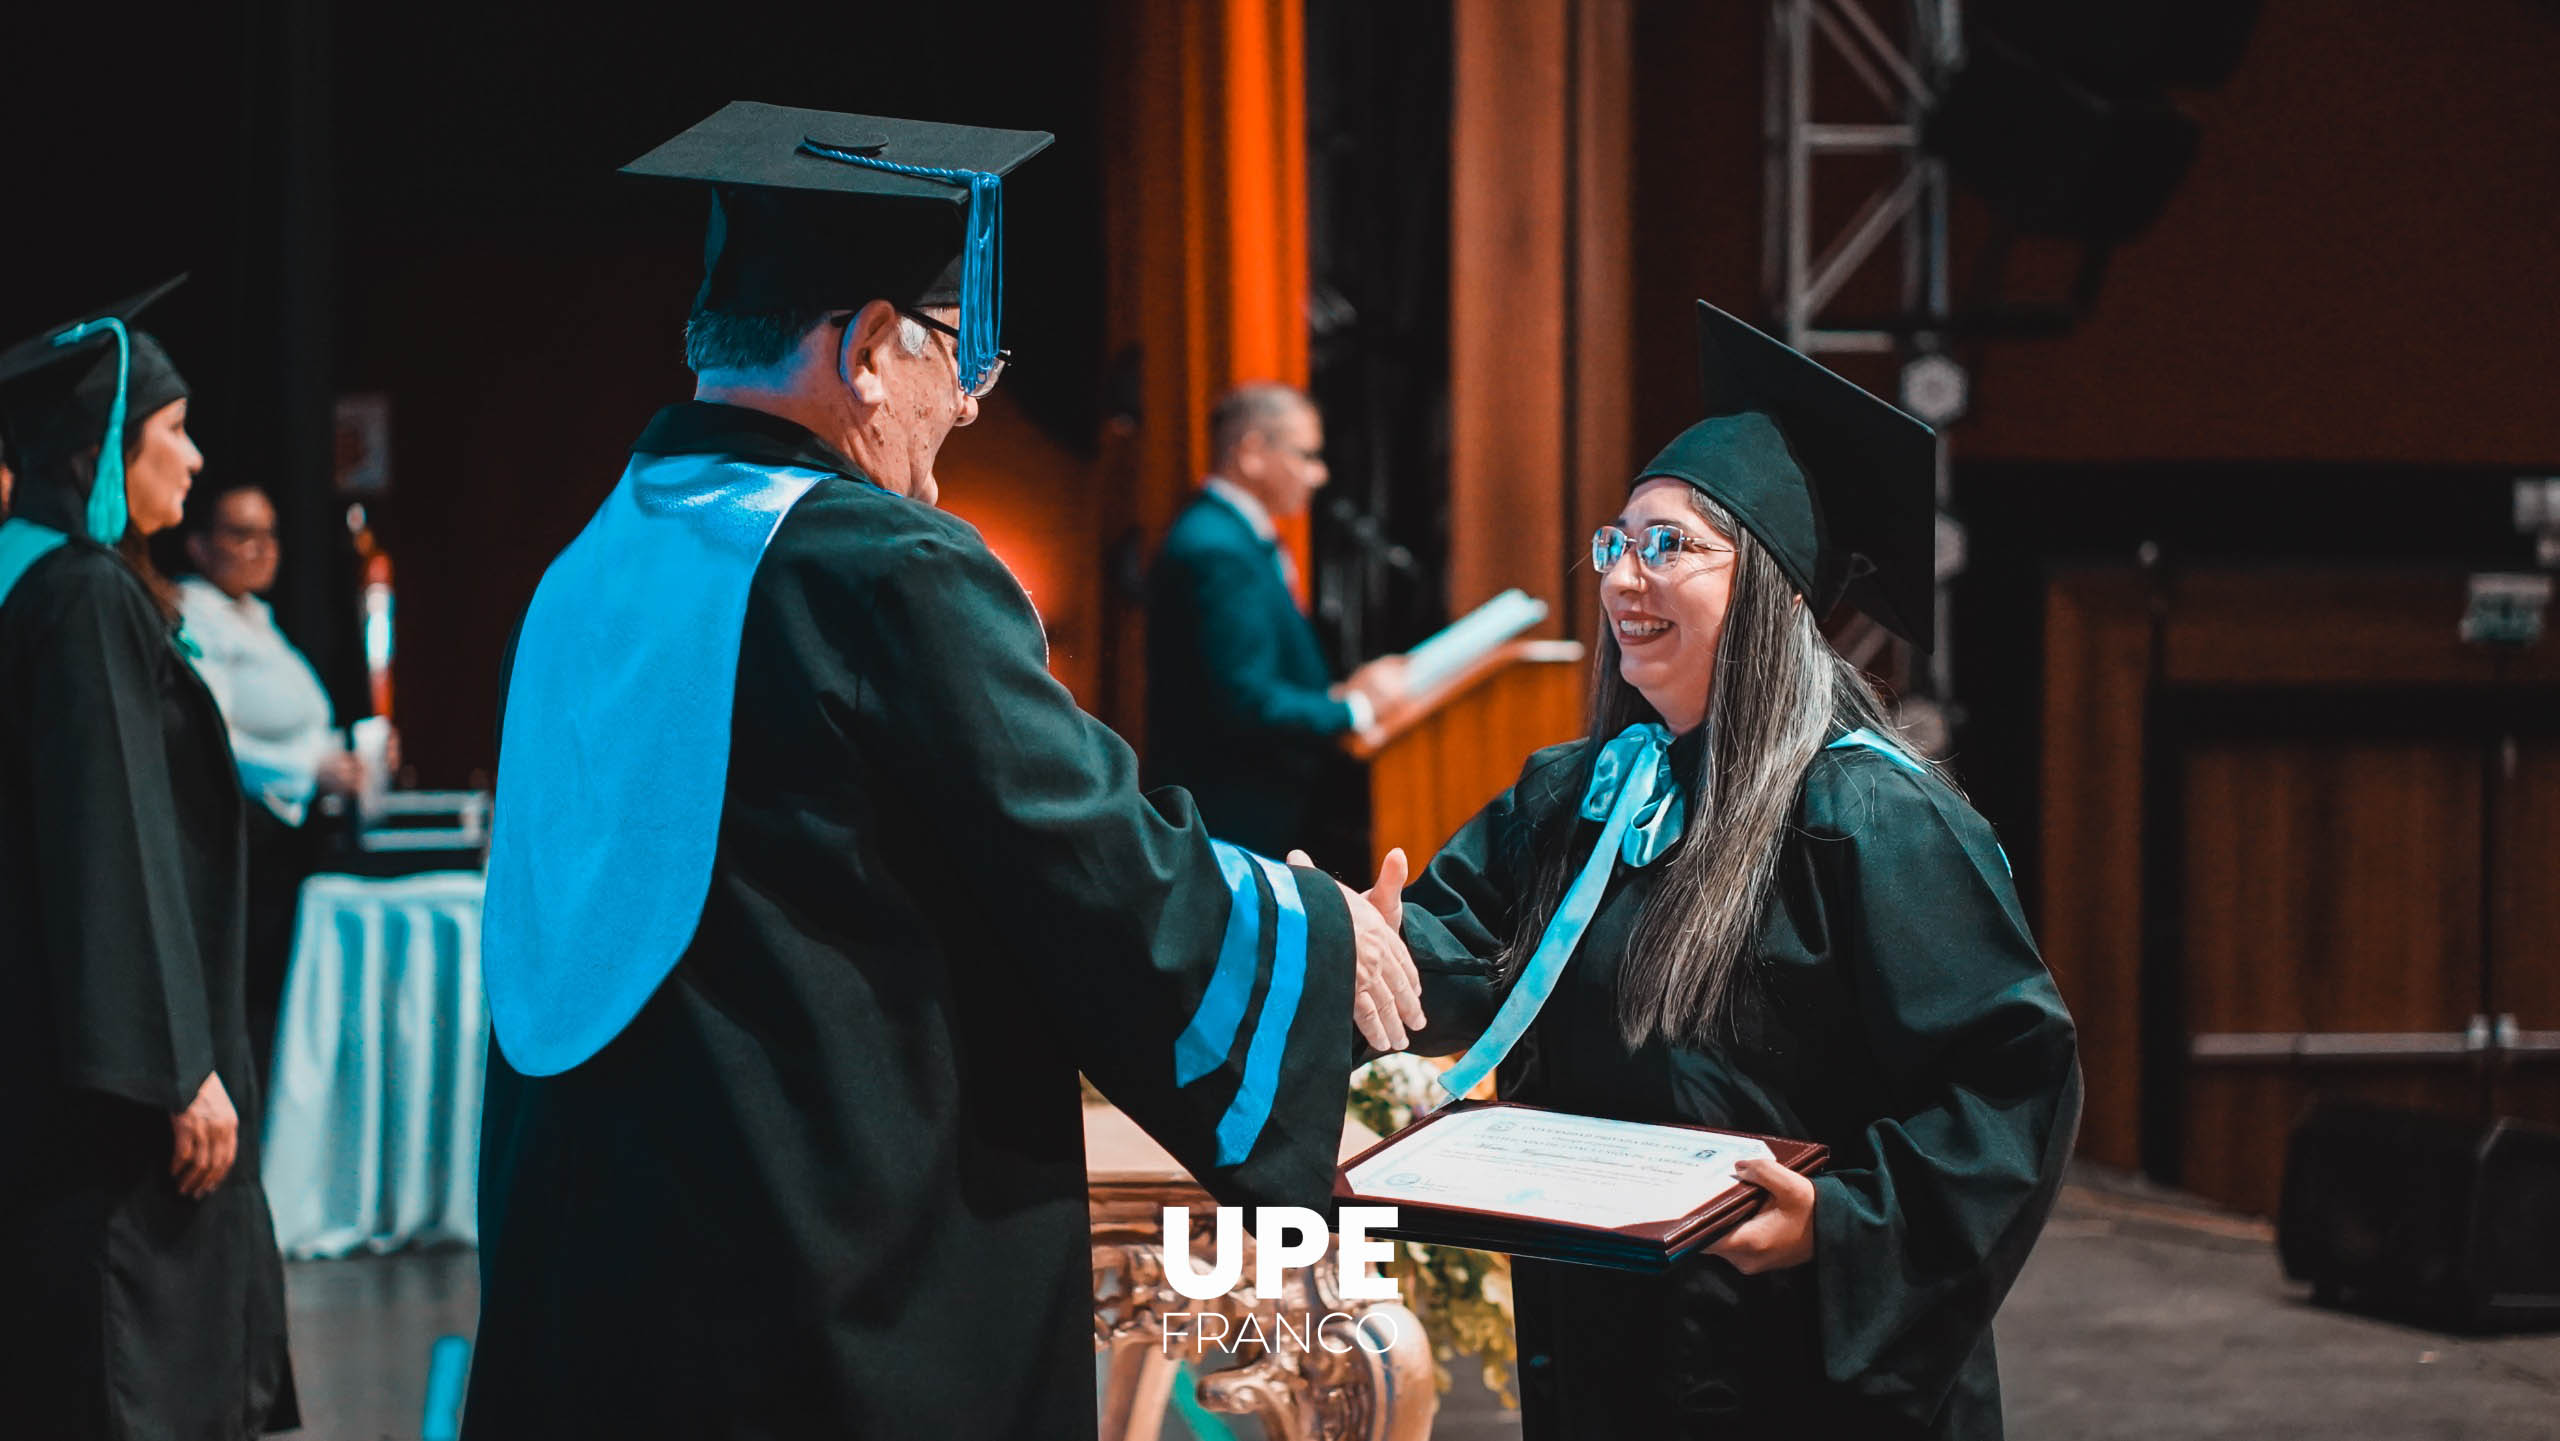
[1287, 846, 1426, 1053]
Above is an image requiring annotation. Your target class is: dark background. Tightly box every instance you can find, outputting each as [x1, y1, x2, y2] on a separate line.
[5, 0, 1110, 787]
[11, 0, 2560, 871]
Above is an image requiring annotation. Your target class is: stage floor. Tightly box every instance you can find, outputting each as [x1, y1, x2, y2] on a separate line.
[283, 1164, 2560, 1438]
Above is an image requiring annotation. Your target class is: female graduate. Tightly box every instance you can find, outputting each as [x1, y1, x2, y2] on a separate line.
[0, 280, 299, 1438]
[1391, 303, 2080, 1439]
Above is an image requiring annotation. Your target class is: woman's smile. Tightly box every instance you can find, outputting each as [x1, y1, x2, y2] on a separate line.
[1611, 608, 1674, 645]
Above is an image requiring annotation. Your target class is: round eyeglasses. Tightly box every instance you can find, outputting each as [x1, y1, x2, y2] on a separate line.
[899, 308, 1010, 400]
[1591, 523, 1732, 572]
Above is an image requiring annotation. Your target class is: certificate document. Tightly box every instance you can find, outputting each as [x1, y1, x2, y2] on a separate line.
[1335, 1102, 1827, 1271]
[1344, 1106, 1777, 1230]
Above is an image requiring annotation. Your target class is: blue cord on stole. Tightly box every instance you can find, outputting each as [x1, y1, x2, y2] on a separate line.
[1430, 723, 1685, 1107]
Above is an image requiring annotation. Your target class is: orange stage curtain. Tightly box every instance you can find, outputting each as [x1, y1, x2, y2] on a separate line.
[1099, 0, 1311, 742]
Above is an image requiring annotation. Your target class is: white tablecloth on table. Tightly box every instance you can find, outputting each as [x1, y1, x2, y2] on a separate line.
[261, 870, 486, 1259]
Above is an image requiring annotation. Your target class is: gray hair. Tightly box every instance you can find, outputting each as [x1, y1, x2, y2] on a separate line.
[683, 307, 938, 375]
[1210, 382, 1312, 462]
[1501, 490, 1941, 1050]
[893, 313, 935, 359]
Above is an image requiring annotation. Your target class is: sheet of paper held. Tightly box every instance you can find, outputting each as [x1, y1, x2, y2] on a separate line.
[1347, 1107, 1777, 1232]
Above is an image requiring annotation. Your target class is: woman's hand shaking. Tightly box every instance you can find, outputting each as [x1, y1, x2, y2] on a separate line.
[1292, 846, 1425, 1052]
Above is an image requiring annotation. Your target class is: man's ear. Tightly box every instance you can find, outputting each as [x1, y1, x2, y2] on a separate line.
[1230, 426, 1268, 478]
[837, 299, 902, 408]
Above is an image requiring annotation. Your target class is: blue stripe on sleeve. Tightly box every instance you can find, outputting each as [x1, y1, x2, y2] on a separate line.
[1214, 853, 1310, 1166]
[1174, 841, 1266, 1086]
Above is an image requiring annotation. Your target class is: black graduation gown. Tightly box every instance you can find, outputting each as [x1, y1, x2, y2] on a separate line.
[0, 539, 299, 1440]
[1401, 732, 2081, 1440]
[465, 405, 1361, 1440]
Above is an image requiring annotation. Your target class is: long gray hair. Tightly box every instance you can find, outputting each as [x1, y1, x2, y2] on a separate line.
[1502, 489, 1939, 1051]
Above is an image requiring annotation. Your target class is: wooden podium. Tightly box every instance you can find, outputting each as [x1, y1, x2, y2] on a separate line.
[1345, 639, 1589, 869]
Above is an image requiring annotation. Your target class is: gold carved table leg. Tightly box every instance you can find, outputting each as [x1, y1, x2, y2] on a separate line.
[1093, 1230, 1438, 1441]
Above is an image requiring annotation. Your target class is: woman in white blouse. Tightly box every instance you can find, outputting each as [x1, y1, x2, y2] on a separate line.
[179, 483, 366, 1072]
[180, 486, 360, 820]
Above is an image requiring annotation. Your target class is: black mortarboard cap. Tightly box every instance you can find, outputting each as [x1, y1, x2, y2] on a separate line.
[623, 102, 1051, 392]
[0, 275, 190, 541]
[1633, 301, 1938, 646]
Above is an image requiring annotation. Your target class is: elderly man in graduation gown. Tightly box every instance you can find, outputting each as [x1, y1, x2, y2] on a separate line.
[466, 104, 1424, 1440]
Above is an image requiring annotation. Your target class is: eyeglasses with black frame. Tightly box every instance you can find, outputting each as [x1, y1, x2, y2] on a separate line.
[1589, 523, 1734, 573]
[897, 308, 1011, 400]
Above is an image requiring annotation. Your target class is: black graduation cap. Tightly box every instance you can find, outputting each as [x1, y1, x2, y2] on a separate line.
[0, 275, 190, 541]
[1632, 301, 1939, 646]
[624, 101, 1052, 393]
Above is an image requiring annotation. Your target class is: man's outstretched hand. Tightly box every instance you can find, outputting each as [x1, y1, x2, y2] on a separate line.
[1291, 847, 1425, 1052]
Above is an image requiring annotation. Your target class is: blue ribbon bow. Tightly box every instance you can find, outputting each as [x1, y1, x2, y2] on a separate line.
[1431, 723, 1686, 1105]
[1578, 722, 1687, 868]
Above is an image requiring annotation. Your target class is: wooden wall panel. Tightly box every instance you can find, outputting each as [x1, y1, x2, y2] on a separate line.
[2182, 1070, 2471, 1220]
[1100, 0, 1313, 737]
[2179, 740, 2490, 1216]
[2181, 740, 2484, 1038]
[1565, 0, 1636, 649]
[2039, 569, 2155, 1169]
[1949, 0, 2560, 467]
[2493, 735, 2560, 1125]
[1450, 0, 1570, 623]
[1449, 0, 1634, 640]
[1365, 654, 1586, 870]
[2161, 571, 2537, 688]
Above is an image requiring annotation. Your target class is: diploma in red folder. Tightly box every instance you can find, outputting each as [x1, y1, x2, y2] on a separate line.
[1332, 1101, 1828, 1273]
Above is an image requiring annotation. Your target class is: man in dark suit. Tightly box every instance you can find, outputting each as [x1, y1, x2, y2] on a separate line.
[1147, 383, 1405, 860]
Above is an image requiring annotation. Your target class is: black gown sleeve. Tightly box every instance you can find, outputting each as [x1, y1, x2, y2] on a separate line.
[1395, 742, 1588, 1059]
[824, 506, 1360, 1206]
[23, 549, 216, 1112]
[1801, 756, 2083, 1426]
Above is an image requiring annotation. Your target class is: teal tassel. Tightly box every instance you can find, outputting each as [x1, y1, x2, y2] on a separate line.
[49, 317, 133, 543]
[796, 138, 1005, 393]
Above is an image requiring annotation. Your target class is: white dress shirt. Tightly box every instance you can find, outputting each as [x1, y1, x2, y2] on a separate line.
[179, 576, 340, 825]
[1200, 476, 1372, 732]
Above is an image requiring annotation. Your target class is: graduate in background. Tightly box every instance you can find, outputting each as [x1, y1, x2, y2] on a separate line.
[468, 104, 1424, 1439]
[0, 281, 299, 1438]
[1386, 303, 2080, 1439]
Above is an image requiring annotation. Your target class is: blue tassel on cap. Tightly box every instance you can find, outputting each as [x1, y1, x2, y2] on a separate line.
[796, 138, 1005, 395]
[48, 317, 133, 543]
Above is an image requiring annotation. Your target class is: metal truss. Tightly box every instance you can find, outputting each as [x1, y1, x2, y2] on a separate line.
[1762, 0, 1960, 356]
[1763, 0, 1965, 701]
